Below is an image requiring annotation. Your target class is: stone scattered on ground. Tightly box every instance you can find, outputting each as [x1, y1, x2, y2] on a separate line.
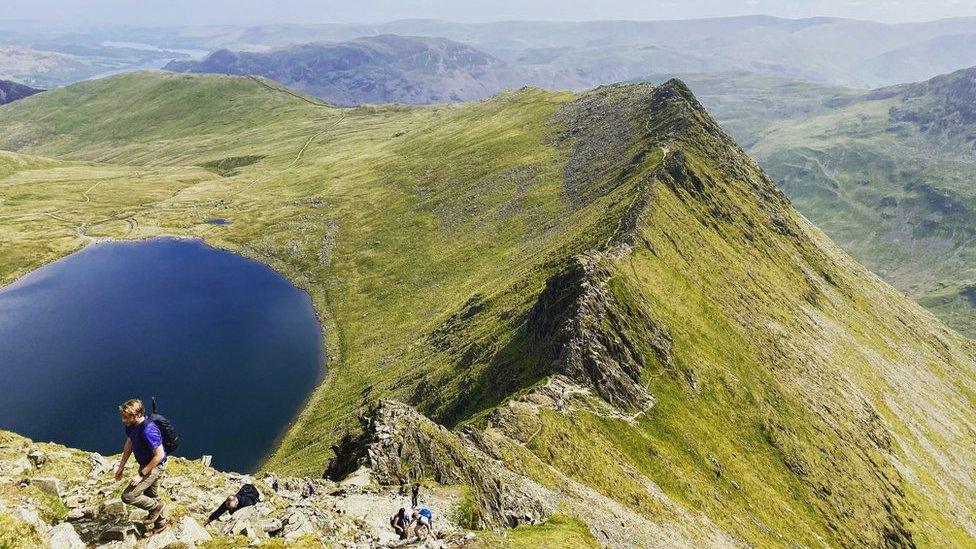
[0, 429, 480, 547]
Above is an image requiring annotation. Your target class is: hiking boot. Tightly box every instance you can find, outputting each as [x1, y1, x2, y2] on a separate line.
[145, 502, 164, 523]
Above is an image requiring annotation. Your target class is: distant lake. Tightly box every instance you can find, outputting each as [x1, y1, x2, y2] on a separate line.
[100, 41, 211, 59]
[0, 238, 323, 472]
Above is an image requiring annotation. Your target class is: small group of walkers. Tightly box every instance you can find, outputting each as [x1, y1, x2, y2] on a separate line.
[389, 483, 435, 541]
[116, 397, 437, 541]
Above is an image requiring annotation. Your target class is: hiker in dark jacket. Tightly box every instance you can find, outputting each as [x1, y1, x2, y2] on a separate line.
[390, 507, 409, 540]
[205, 483, 260, 524]
[411, 482, 420, 508]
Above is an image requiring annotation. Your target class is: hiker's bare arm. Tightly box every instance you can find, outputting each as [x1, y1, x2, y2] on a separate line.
[139, 445, 165, 476]
[206, 502, 228, 524]
[115, 439, 132, 480]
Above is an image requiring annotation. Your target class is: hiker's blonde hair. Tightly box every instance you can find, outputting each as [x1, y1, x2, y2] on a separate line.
[119, 399, 145, 419]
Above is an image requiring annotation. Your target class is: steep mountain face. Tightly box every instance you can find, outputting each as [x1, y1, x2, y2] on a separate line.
[691, 68, 976, 337]
[0, 72, 975, 546]
[164, 35, 525, 105]
[0, 80, 42, 105]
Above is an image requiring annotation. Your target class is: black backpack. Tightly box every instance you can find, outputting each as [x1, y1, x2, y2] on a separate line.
[148, 397, 179, 455]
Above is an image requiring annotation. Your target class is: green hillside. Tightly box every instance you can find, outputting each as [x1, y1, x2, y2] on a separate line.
[683, 68, 976, 337]
[1, 71, 975, 546]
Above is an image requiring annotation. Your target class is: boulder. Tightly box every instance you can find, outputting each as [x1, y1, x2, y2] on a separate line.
[88, 453, 110, 476]
[143, 528, 178, 549]
[66, 508, 86, 521]
[48, 523, 85, 549]
[0, 457, 32, 476]
[29, 477, 61, 498]
[99, 523, 137, 543]
[229, 518, 266, 542]
[174, 515, 212, 544]
[12, 507, 49, 534]
[260, 517, 283, 535]
[64, 494, 86, 508]
[27, 450, 47, 468]
[283, 511, 315, 540]
[100, 498, 126, 517]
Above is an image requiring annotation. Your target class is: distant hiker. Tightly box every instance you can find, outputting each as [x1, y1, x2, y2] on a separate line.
[411, 482, 420, 508]
[411, 507, 433, 540]
[115, 399, 167, 524]
[390, 507, 409, 540]
[206, 483, 261, 524]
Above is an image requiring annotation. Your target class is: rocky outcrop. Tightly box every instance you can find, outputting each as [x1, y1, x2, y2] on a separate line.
[527, 254, 673, 412]
[329, 400, 554, 528]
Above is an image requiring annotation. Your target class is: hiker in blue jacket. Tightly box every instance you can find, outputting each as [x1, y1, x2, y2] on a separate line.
[115, 399, 167, 525]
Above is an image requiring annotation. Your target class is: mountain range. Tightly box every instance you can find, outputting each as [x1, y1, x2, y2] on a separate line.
[8, 15, 976, 90]
[164, 35, 531, 105]
[1, 71, 975, 546]
[109, 16, 976, 88]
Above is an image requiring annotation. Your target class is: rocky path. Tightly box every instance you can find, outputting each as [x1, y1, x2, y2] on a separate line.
[0, 430, 472, 548]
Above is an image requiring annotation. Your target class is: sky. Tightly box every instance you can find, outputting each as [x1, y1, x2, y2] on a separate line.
[2, 0, 976, 26]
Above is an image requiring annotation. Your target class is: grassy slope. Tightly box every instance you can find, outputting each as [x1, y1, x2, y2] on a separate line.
[477, 86, 976, 546]
[1, 71, 975, 546]
[752, 96, 976, 337]
[679, 71, 976, 338]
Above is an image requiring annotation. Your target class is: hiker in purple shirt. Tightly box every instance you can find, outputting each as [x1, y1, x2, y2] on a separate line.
[115, 399, 167, 525]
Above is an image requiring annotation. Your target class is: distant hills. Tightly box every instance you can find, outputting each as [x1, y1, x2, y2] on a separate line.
[677, 67, 976, 336]
[0, 79, 42, 104]
[164, 35, 529, 105]
[8, 16, 976, 90]
[133, 16, 976, 88]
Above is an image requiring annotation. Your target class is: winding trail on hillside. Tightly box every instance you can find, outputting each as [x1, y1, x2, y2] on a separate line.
[20, 172, 145, 241]
[603, 146, 670, 251]
[34, 83, 345, 244]
[285, 121, 340, 170]
[82, 181, 101, 203]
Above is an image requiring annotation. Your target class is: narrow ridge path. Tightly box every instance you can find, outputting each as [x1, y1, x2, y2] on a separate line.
[247, 75, 334, 108]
